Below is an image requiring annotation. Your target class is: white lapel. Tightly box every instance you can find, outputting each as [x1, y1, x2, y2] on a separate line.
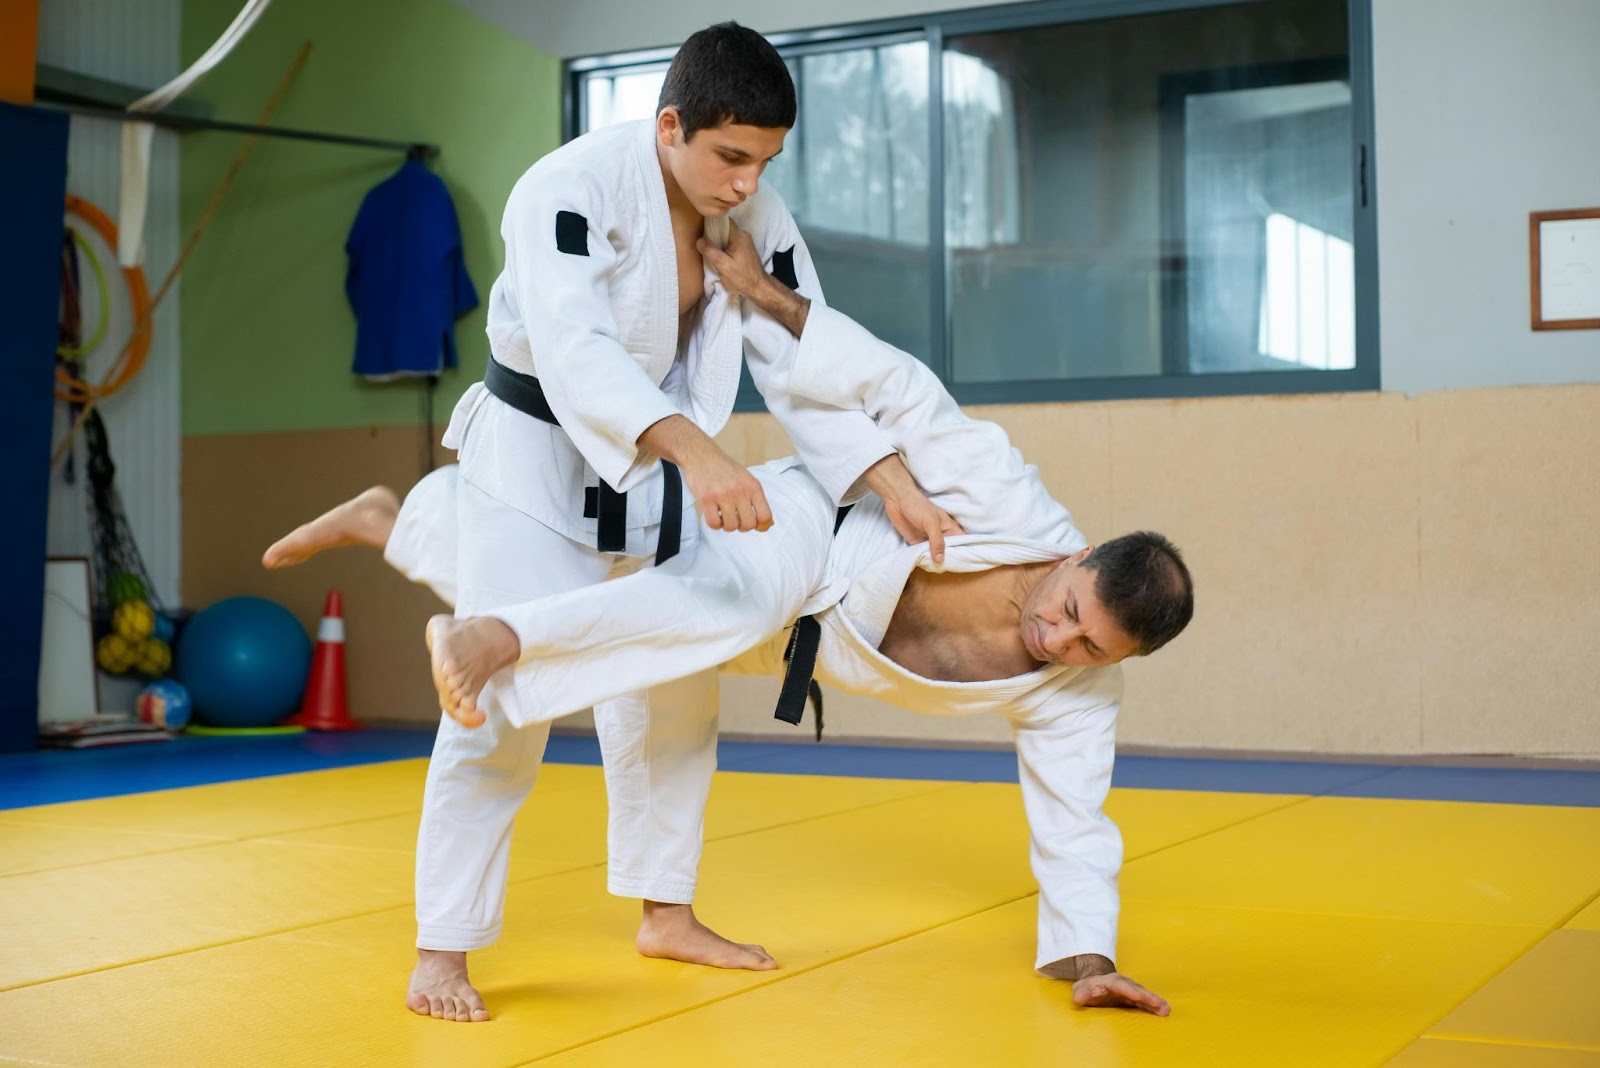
[632, 120, 681, 386]
[630, 124, 742, 429]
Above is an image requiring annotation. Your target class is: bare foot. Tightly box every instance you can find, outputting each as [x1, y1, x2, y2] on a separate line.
[406, 949, 490, 1023]
[636, 902, 777, 971]
[262, 485, 400, 568]
[425, 615, 518, 729]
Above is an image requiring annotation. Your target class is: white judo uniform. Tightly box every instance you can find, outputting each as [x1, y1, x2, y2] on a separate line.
[422, 118, 894, 950]
[394, 303, 1125, 969]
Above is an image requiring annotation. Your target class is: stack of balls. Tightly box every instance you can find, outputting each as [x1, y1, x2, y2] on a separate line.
[94, 571, 175, 679]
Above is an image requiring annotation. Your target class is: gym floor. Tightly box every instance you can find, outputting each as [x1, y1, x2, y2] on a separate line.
[2, 733, 1598, 1067]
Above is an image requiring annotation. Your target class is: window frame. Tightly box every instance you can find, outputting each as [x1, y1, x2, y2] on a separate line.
[565, 0, 1379, 407]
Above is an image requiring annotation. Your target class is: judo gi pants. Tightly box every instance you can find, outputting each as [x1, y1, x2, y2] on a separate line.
[391, 468, 713, 949]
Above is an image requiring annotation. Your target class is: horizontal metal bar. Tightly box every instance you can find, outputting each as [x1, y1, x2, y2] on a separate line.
[35, 63, 214, 121]
[34, 100, 438, 159]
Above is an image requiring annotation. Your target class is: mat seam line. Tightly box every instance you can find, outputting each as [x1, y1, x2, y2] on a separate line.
[0, 783, 972, 993]
[1116, 897, 1553, 931]
[1417, 1033, 1600, 1053]
[1119, 793, 1322, 864]
[1371, 925, 1557, 1064]
[0, 808, 426, 879]
[506, 792, 1361, 1063]
[0, 778, 962, 879]
[515, 889, 1046, 1065]
[1550, 887, 1600, 930]
[4, 769, 1582, 1005]
[0, 785, 1338, 993]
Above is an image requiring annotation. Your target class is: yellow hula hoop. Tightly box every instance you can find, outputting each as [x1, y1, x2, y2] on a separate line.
[58, 227, 111, 359]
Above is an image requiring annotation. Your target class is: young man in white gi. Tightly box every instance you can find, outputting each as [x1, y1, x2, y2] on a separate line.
[310, 21, 957, 1022]
[266, 228, 1192, 1018]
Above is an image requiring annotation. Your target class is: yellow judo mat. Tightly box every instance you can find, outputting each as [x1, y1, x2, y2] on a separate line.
[1, 758, 1597, 1066]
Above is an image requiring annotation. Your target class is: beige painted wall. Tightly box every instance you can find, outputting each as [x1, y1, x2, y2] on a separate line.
[183, 429, 454, 730]
[184, 382, 1600, 758]
[717, 386, 1600, 757]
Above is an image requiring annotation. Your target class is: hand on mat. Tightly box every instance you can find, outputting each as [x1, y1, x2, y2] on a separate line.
[697, 220, 769, 301]
[683, 445, 775, 533]
[885, 490, 963, 567]
[1071, 971, 1171, 1016]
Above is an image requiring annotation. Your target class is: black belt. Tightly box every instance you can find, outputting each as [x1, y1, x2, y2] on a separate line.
[774, 504, 854, 741]
[484, 360, 682, 564]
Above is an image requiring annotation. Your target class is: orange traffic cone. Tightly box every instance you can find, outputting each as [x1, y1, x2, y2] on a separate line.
[285, 590, 360, 730]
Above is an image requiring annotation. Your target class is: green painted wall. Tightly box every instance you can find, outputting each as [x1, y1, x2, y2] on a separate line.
[180, 0, 560, 435]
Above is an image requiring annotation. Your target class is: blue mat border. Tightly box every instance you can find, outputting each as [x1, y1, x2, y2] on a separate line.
[2, 731, 1598, 810]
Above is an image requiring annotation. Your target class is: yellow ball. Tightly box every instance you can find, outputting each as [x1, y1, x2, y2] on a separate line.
[114, 600, 156, 642]
[134, 639, 172, 678]
[95, 634, 137, 674]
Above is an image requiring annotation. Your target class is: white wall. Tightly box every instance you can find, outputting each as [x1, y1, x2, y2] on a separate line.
[1374, 0, 1600, 394]
[36, 0, 183, 615]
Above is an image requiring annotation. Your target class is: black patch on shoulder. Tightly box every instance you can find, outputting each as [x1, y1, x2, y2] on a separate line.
[555, 210, 589, 256]
[771, 245, 799, 291]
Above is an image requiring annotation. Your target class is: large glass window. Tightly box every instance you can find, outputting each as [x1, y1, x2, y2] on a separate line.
[776, 41, 932, 361]
[570, 0, 1373, 406]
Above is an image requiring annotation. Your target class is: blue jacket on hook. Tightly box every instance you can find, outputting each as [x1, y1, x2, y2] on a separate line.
[345, 158, 478, 379]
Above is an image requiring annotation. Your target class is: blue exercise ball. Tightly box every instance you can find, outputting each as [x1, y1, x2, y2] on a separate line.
[176, 596, 312, 727]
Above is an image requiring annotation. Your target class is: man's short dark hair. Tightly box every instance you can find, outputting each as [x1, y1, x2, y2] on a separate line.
[1083, 532, 1193, 656]
[658, 22, 796, 138]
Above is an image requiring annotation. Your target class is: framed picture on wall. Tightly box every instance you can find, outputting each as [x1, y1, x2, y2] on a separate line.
[1530, 207, 1600, 331]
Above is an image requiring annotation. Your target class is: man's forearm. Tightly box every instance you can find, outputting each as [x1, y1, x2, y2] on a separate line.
[637, 413, 718, 468]
[1038, 954, 1117, 981]
[749, 276, 810, 340]
[859, 453, 918, 506]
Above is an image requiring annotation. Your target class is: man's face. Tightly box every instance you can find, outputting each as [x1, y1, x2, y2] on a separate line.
[1019, 550, 1141, 668]
[657, 109, 787, 217]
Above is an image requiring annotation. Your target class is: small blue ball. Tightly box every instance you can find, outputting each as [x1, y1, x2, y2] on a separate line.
[137, 679, 192, 730]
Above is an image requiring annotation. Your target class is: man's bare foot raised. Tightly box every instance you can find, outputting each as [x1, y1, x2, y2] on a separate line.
[637, 902, 777, 971]
[425, 615, 518, 728]
[262, 486, 400, 569]
[406, 948, 490, 1023]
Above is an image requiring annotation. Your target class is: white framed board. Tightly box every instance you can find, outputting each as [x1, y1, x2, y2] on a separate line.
[38, 557, 101, 724]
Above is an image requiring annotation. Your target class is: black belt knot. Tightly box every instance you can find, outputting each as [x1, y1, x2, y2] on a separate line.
[483, 360, 682, 564]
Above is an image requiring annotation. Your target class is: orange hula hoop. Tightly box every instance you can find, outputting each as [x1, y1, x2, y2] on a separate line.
[58, 195, 153, 404]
